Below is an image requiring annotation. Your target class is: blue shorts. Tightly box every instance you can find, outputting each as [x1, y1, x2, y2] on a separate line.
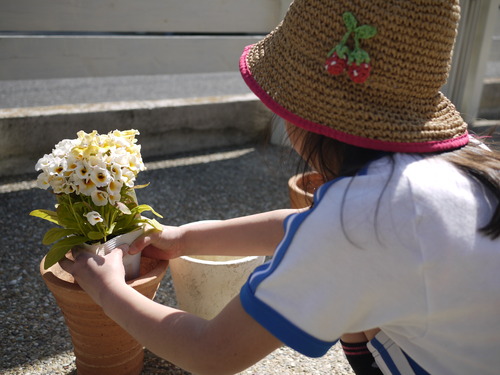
[367, 332, 430, 375]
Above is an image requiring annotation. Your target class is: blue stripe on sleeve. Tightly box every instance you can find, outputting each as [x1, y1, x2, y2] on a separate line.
[239, 177, 347, 358]
[240, 282, 337, 357]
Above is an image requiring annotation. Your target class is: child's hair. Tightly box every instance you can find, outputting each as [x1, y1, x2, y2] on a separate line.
[440, 139, 500, 239]
[297, 128, 500, 240]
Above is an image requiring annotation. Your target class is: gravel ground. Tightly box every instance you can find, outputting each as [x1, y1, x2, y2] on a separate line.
[0, 144, 354, 375]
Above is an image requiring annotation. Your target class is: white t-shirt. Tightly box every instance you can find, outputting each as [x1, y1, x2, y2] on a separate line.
[240, 153, 500, 375]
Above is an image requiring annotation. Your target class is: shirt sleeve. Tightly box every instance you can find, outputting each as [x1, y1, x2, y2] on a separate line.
[240, 164, 428, 357]
[240, 211, 339, 357]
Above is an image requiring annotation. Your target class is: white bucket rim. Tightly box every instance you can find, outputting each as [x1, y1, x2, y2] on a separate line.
[178, 255, 264, 266]
[179, 220, 265, 265]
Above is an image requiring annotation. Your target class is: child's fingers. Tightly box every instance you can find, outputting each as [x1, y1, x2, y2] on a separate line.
[128, 233, 152, 255]
[141, 246, 172, 260]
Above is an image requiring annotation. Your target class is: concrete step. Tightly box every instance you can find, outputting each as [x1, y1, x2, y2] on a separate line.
[0, 72, 273, 177]
[1, 71, 496, 178]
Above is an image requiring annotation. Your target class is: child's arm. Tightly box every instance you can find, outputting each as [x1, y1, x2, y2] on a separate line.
[130, 209, 300, 259]
[104, 286, 282, 375]
[61, 249, 282, 375]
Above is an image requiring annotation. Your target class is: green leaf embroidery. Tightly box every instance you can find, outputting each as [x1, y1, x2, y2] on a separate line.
[343, 12, 357, 32]
[356, 25, 377, 39]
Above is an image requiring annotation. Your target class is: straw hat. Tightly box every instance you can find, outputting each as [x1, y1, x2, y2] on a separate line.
[240, 0, 469, 153]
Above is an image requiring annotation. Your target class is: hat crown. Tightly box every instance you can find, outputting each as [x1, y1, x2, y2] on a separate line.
[284, 0, 460, 95]
[240, 0, 469, 152]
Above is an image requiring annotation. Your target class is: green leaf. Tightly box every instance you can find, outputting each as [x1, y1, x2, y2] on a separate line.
[42, 227, 76, 245]
[134, 183, 150, 190]
[87, 231, 104, 241]
[140, 218, 163, 231]
[56, 203, 78, 228]
[132, 204, 163, 218]
[106, 222, 116, 235]
[356, 25, 377, 39]
[30, 209, 60, 225]
[43, 236, 88, 269]
[343, 12, 357, 32]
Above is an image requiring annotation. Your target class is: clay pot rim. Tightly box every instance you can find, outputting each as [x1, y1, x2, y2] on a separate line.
[288, 171, 325, 198]
[40, 255, 168, 291]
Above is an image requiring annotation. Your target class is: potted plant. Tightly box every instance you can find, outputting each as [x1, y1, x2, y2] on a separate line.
[31, 129, 163, 274]
[31, 129, 169, 375]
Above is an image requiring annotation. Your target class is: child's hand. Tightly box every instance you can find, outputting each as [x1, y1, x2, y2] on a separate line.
[59, 247, 128, 307]
[128, 226, 184, 260]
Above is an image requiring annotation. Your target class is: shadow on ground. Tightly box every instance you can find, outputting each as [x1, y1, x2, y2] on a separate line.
[0, 144, 298, 374]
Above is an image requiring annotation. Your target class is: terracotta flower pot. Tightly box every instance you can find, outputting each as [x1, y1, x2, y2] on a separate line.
[40, 255, 169, 375]
[288, 171, 325, 209]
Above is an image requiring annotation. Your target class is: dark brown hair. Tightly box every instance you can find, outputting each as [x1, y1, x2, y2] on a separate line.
[440, 139, 500, 239]
[295, 128, 500, 240]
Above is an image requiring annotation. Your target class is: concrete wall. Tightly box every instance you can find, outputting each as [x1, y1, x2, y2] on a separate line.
[0, 0, 291, 79]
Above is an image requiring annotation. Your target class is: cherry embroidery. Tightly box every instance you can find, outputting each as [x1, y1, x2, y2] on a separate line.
[325, 12, 377, 83]
[325, 52, 348, 75]
[348, 62, 372, 84]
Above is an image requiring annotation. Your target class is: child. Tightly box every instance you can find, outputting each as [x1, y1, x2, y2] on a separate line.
[60, 0, 500, 374]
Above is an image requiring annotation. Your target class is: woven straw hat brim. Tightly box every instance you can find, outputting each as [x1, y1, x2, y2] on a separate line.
[240, 0, 469, 153]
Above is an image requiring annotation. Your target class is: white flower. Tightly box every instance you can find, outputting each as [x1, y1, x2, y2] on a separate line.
[84, 211, 103, 225]
[46, 157, 66, 176]
[34, 129, 146, 199]
[107, 180, 123, 195]
[35, 154, 54, 171]
[109, 163, 123, 181]
[121, 168, 136, 187]
[127, 154, 143, 173]
[74, 161, 91, 180]
[85, 155, 102, 167]
[106, 180, 122, 205]
[89, 166, 111, 187]
[62, 183, 76, 194]
[49, 176, 66, 194]
[52, 139, 77, 157]
[77, 130, 98, 146]
[110, 148, 130, 167]
[75, 178, 97, 196]
[65, 155, 80, 171]
[91, 190, 109, 206]
[36, 172, 50, 190]
[108, 192, 121, 205]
